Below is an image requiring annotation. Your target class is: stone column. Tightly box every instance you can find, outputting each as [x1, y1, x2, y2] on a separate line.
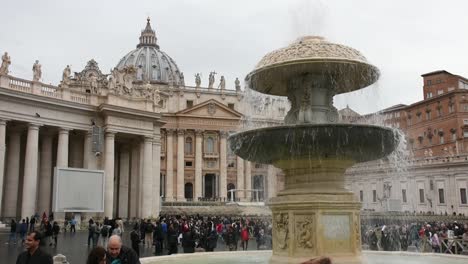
[165, 129, 174, 201]
[236, 156, 245, 200]
[194, 130, 203, 200]
[267, 165, 277, 199]
[104, 131, 115, 218]
[129, 141, 140, 218]
[0, 119, 6, 217]
[84, 131, 98, 169]
[138, 141, 144, 217]
[141, 136, 154, 218]
[21, 123, 40, 218]
[245, 161, 252, 200]
[118, 145, 130, 219]
[56, 128, 69, 168]
[3, 128, 21, 218]
[69, 134, 83, 168]
[219, 131, 228, 199]
[176, 129, 185, 201]
[152, 129, 161, 217]
[37, 132, 53, 215]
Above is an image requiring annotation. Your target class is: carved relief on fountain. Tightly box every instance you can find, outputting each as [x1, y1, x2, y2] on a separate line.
[273, 212, 289, 252]
[294, 214, 315, 254]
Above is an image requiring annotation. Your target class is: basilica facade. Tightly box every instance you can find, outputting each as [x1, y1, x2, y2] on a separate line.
[0, 19, 287, 220]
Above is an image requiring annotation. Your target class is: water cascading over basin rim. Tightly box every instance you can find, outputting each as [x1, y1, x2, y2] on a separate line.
[229, 124, 399, 165]
[246, 36, 380, 96]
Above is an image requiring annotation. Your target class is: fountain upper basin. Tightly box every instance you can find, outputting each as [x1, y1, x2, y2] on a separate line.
[229, 124, 398, 165]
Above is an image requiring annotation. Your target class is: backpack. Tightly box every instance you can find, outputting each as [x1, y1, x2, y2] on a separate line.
[101, 225, 109, 236]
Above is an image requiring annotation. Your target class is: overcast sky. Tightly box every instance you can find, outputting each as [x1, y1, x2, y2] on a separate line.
[1, 0, 468, 114]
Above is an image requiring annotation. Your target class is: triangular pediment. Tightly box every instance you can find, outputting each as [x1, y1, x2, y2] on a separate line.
[175, 99, 242, 119]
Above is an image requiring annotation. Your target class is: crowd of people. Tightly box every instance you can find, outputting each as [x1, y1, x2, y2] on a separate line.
[362, 220, 468, 254]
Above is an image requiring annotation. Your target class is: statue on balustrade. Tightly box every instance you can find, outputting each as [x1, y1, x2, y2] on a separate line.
[89, 73, 99, 94]
[0, 52, 11, 75]
[208, 71, 216, 88]
[32, 60, 42, 81]
[179, 72, 185, 86]
[195, 73, 201, 88]
[122, 66, 136, 95]
[61, 65, 71, 85]
[235, 77, 241, 92]
[218, 75, 226, 90]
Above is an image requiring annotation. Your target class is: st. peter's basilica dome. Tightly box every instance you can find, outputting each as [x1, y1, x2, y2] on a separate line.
[116, 18, 184, 85]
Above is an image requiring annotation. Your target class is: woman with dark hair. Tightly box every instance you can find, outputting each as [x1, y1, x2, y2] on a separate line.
[86, 246, 106, 264]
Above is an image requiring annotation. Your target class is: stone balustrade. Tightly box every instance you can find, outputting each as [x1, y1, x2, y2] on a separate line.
[0, 74, 162, 112]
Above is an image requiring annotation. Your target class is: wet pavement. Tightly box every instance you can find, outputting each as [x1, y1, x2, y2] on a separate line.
[0, 230, 262, 263]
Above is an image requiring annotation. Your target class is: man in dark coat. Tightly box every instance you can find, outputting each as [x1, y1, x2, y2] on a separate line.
[107, 235, 140, 264]
[16, 231, 53, 264]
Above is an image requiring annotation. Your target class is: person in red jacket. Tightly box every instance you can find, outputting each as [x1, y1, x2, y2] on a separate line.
[241, 226, 249, 250]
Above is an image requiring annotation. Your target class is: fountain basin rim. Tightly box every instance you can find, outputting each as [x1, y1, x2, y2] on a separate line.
[245, 58, 380, 96]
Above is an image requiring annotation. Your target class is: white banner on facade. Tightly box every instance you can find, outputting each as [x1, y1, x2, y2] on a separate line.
[52, 167, 105, 212]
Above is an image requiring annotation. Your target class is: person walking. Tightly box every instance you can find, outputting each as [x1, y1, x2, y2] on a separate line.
[19, 219, 28, 244]
[29, 216, 36, 232]
[51, 221, 60, 247]
[70, 218, 76, 233]
[8, 219, 17, 245]
[100, 223, 110, 248]
[16, 231, 53, 264]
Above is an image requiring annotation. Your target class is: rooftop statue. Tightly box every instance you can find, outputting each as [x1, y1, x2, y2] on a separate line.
[179, 72, 185, 86]
[235, 77, 241, 92]
[62, 65, 71, 85]
[208, 71, 216, 88]
[32, 60, 42, 82]
[195, 73, 201, 88]
[218, 75, 226, 90]
[0, 52, 11, 75]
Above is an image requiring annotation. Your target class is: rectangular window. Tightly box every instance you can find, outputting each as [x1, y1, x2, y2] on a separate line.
[464, 130, 468, 138]
[228, 162, 235, 168]
[402, 189, 407, 203]
[427, 80, 432, 86]
[228, 103, 235, 109]
[439, 188, 445, 204]
[419, 189, 425, 203]
[426, 92, 433, 98]
[452, 133, 457, 141]
[440, 135, 444, 144]
[449, 104, 454, 113]
[359, 190, 364, 202]
[461, 188, 467, 204]
[186, 100, 194, 108]
[426, 112, 431, 120]
[185, 161, 193, 167]
[437, 79, 442, 84]
[372, 190, 377, 202]
[437, 108, 442, 117]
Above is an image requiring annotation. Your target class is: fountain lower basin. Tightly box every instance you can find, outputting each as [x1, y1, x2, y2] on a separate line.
[141, 251, 468, 264]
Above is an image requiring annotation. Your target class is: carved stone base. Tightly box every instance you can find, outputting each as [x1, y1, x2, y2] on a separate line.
[268, 191, 362, 264]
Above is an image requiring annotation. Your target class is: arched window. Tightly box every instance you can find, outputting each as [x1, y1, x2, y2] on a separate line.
[185, 137, 193, 154]
[206, 137, 215, 153]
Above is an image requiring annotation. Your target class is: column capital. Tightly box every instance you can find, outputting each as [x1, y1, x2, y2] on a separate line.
[176, 128, 185, 136]
[220, 130, 229, 138]
[195, 129, 204, 137]
[105, 131, 116, 138]
[58, 127, 71, 134]
[166, 128, 175, 135]
[144, 136, 153, 143]
[0, 118, 9, 126]
[28, 123, 42, 130]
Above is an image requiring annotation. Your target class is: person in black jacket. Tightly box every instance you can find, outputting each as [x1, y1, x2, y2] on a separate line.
[16, 231, 53, 264]
[181, 227, 195, 253]
[107, 235, 140, 264]
[51, 222, 60, 247]
[130, 226, 140, 257]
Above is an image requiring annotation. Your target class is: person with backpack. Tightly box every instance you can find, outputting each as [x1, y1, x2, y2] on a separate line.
[100, 224, 110, 248]
[144, 219, 154, 249]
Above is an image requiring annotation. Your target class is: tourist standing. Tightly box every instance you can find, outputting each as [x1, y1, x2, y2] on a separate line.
[167, 224, 179, 255]
[16, 231, 53, 264]
[100, 223, 110, 248]
[241, 226, 249, 250]
[29, 216, 36, 232]
[182, 227, 195, 253]
[144, 219, 154, 248]
[70, 218, 76, 233]
[19, 219, 28, 244]
[130, 225, 140, 257]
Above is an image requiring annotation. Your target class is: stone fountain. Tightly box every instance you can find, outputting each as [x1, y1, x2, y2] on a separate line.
[229, 36, 399, 263]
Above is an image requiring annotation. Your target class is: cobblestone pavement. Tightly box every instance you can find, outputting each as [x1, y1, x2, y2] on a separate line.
[0, 231, 262, 263]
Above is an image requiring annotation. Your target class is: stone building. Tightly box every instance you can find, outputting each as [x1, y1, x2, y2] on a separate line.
[0, 19, 286, 220]
[344, 70, 468, 215]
